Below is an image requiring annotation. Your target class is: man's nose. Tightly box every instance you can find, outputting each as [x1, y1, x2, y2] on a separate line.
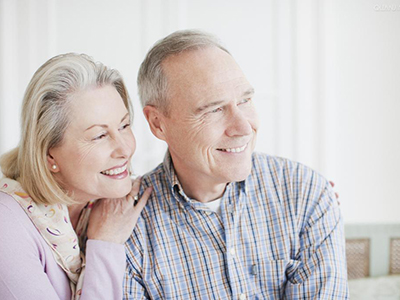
[225, 107, 253, 137]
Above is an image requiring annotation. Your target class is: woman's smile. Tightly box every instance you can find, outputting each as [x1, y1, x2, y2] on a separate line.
[100, 162, 129, 178]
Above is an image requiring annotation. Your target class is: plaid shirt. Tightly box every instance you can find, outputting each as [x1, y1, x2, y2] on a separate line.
[124, 152, 349, 299]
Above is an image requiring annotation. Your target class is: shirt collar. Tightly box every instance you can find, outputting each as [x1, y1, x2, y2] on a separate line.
[162, 150, 190, 203]
[162, 149, 251, 204]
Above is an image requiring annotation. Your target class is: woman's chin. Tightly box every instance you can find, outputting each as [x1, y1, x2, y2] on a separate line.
[108, 180, 133, 199]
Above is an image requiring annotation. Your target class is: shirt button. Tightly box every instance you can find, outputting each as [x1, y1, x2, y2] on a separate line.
[230, 247, 236, 256]
[239, 294, 246, 300]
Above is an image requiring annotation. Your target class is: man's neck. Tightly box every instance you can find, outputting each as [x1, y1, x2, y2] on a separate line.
[173, 168, 227, 203]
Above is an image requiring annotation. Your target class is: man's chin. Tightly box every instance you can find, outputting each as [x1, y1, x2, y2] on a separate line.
[226, 166, 252, 183]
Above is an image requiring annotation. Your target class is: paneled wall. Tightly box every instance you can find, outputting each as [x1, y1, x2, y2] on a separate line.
[0, 0, 399, 223]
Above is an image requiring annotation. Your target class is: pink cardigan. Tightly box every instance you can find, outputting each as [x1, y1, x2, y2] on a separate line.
[0, 192, 126, 299]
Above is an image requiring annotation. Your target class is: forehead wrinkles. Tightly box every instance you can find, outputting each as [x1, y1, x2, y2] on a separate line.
[163, 50, 249, 109]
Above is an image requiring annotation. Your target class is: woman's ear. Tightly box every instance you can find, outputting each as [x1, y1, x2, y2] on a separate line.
[143, 105, 167, 141]
[47, 150, 59, 173]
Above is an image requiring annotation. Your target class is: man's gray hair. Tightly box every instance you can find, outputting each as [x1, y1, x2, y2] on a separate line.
[137, 29, 230, 114]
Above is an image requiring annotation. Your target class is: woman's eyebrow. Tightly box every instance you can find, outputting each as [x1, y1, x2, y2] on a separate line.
[85, 113, 129, 131]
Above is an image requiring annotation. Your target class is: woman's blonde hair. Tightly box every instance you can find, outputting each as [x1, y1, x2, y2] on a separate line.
[0, 53, 132, 205]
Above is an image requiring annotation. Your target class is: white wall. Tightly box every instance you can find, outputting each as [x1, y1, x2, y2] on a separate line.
[334, 0, 400, 223]
[0, 0, 399, 223]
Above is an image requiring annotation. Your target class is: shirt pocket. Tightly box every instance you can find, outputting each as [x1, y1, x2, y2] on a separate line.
[253, 259, 301, 299]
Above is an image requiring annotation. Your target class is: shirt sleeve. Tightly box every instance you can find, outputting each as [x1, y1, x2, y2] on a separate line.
[80, 239, 126, 300]
[123, 227, 149, 300]
[123, 261, 149, 299]
[284, 182, 349, 299]
[0, 200, 63, 300]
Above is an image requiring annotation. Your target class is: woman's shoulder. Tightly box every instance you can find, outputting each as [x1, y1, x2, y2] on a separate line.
[0, 191, 44, 248]
[0, 190, 38, 223]
[0, 190, 27, 217]
[0, 192, 71, 298]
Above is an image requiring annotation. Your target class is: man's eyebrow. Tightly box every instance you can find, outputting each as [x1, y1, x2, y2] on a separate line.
[195, 88, 255, 114]
[242, 88, 255, 98]
[85, 113, 130, 131]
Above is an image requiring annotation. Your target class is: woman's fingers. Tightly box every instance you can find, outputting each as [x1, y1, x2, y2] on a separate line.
[87, 182, 152, 244]
[329, 181, 340, 200]
[130, 176, 142, 197]
[134, 187, 152, 212]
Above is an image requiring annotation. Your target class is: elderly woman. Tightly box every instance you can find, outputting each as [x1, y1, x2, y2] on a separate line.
[0, 53, 152, 299]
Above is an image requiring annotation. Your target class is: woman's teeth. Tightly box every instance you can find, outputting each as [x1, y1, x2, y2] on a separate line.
[101, 164, 127, 176]
[220, 144, 247, 153]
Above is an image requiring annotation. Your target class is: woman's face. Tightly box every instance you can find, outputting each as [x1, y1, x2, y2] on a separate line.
[48, 85, 136, 202]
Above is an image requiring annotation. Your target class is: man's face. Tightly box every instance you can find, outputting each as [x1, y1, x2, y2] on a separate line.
[158, 47, 259, 187]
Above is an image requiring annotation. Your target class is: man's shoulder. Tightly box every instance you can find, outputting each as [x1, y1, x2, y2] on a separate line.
[141, 162, 165, 181]
[137, 161, 173, 213]
[250, 152, 328, 189]
[250, 153, 336, 224]
[251, 152, 314, 174]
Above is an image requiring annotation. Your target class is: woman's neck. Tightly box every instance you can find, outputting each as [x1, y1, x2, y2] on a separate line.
[67, 203, 88, 230]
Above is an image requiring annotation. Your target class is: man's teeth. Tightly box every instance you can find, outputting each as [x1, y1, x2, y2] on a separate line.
[101, 164, 127, 176]
[220, 144, 247, 153]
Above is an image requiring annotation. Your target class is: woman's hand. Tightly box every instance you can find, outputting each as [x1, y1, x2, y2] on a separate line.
[87, 177, 152, 244]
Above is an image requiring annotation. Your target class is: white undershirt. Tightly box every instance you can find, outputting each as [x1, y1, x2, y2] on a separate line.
[202, 198, 223, 216]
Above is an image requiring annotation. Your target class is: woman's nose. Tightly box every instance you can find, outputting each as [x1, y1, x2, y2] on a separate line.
[111, 133, 135, 159]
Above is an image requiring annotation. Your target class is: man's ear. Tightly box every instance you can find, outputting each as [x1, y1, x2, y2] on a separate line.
[143, 105, 167, 141]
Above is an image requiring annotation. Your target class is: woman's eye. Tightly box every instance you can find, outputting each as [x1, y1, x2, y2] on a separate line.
[93, 133, 107, 140]
[120, 123, 131, 130]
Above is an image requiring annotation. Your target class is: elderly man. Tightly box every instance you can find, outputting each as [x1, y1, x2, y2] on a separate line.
[124, 30, 349, 299]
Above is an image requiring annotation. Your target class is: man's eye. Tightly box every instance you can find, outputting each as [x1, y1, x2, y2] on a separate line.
[238, 98, 251, 105]
[210, 107, 223, 114]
